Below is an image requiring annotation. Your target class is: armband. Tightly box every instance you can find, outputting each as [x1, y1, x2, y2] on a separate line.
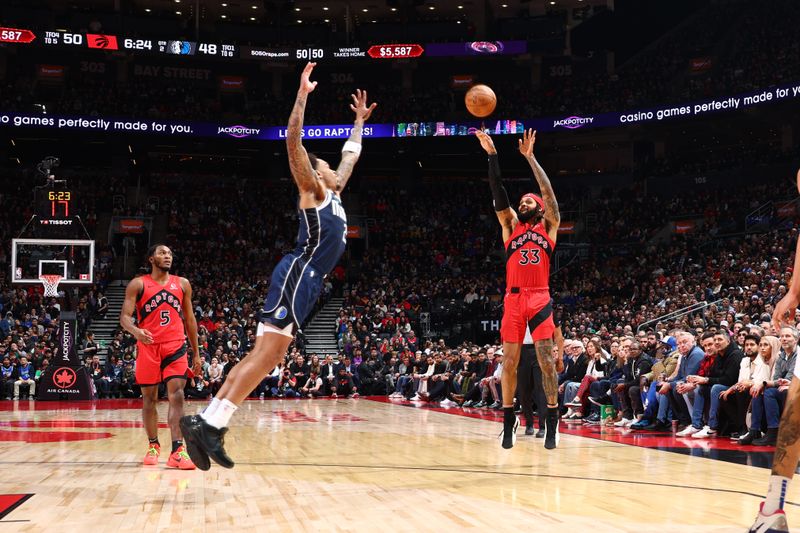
[342, 141, 362, 155]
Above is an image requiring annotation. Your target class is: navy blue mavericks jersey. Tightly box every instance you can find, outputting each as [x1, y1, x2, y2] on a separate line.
[261, 190, 347, 330]
[292, 190, 347, 275]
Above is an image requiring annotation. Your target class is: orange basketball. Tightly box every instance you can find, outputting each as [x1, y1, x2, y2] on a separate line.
[465, 84, 497, 118]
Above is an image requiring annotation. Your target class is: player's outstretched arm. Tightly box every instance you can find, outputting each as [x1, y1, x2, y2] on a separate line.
[120, 278, 152, 344]
[519, 129, 560, 240]
[475, 130, 517, 242]
[180, 277, 202, 376]
[336, 89, 377, 192]
[287, 62, 323, 199]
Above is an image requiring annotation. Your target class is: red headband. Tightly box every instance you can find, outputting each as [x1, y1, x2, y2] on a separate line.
[521, 193, 545, 211]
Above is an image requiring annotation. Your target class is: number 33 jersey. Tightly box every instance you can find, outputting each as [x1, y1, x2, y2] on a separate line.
[136, 274, 186, 344]
[504, 221, 554, 290]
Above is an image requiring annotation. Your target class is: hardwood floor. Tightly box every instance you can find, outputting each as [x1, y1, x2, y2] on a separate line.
[0, 397, 792, 532]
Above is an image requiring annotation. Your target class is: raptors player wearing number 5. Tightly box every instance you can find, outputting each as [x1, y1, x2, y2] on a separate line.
[476, 128, 561, 451]
[180, 61, 377, 471]
[120, 244, 201, 469]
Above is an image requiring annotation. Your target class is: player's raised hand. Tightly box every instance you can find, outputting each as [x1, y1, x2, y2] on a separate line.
[299, 62, 318, 94]
[350, 89, 377, 122]
[518, 128, 536, 158]
[772, 292, 799, 332]
[475, 130, 497, 155]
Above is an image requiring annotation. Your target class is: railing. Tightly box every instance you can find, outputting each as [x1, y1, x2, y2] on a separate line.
[744, 201, 774, 232]
[636, 298, 722, 334]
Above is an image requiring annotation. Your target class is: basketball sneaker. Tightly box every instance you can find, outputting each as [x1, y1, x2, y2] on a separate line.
[749, 502, 789, 532]
[499, 414, 520, 449]
[143, 443, 160, 466]
[179, 414, 233, 471]
[544, 408, 560, 450]
[166, 445, 197, 470]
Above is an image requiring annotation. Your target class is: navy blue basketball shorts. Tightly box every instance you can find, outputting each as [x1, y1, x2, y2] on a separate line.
[259, 254, 323, 337]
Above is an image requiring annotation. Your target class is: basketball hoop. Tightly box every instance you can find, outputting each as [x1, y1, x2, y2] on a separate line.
[39, 274, 63, 297]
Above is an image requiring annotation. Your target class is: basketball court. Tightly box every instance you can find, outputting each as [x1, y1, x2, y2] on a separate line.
[0, 397, 794, 532]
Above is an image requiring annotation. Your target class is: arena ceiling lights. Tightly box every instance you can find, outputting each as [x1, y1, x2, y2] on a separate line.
[37, 0, 605, 23]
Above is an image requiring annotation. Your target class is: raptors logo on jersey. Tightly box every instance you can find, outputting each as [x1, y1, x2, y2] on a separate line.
[505, 220, 553, 289]
[136, 274, 186, 344]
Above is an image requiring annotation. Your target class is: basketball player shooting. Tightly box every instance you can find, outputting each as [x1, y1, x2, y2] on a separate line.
[180, 62, 377, 470]
[475, 128, 561, 450]
[748, 171, 800, 532]
[120, 244, 201, 469]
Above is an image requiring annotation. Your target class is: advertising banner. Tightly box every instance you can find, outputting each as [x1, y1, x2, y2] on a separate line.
[2, 81, 800, 140]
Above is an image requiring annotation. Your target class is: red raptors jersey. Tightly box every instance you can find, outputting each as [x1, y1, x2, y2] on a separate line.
[504, 221, 554, 290]
[135, 274, 186, 344]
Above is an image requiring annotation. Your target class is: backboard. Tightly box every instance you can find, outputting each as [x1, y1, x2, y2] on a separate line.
[11, 238, 95, 285]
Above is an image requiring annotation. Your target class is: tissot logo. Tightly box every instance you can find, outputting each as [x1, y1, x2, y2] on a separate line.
[218, 125, 261, 138]
[553, 116, 594, 129]
[40, 219, 73, 225]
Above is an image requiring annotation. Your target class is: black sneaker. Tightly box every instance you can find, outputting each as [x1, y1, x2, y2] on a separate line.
[583, 413, 601, 424]
[738, 429, 763, 445]
[535, 428, 545, 438]
[499, 415, 520, 449]
[179, 415, 234, 471]
[544, 408, 559, 450]
[643, 420, 669, 431]
[753, 428, 778, 447]
[525, 425, 535, 436]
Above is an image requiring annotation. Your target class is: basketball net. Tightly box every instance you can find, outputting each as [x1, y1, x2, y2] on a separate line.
[39, 274, 63, 297]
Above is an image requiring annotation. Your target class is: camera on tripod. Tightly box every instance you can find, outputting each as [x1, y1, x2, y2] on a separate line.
[36, 156, 61, 183]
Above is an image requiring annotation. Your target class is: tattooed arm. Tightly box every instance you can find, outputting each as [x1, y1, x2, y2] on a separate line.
[336, 89, 376, 192]
[287, 62, 324, 201]
[518, 129, 560, 242]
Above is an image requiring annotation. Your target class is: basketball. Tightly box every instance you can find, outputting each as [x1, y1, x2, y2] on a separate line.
[465, 84, 497, 117]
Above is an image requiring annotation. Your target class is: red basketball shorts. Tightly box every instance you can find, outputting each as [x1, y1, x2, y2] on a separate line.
[135, 339, 193, 386]
[500, 289, 555, 344]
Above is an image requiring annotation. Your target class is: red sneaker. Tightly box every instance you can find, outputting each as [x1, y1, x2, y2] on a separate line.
[143, 443, 160, 466]
[166, 445, 197, 470]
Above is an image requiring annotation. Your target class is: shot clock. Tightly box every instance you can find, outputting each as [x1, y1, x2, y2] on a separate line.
[38, 187, 73, 220]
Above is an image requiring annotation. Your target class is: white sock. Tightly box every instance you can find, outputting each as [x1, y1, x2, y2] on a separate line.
[203, 399, 238, 430]
[201, 397, 222, 418]
[763, 475, 791, 514]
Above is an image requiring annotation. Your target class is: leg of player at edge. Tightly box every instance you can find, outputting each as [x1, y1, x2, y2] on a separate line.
[748, 377, 799, 532]
[750, 176, 800, 532]
[180, 331, 292, 470]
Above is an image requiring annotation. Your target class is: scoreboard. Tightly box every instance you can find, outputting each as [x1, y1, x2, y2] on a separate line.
[2, 25, 527, 63]
[38, 30, 238, 59]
